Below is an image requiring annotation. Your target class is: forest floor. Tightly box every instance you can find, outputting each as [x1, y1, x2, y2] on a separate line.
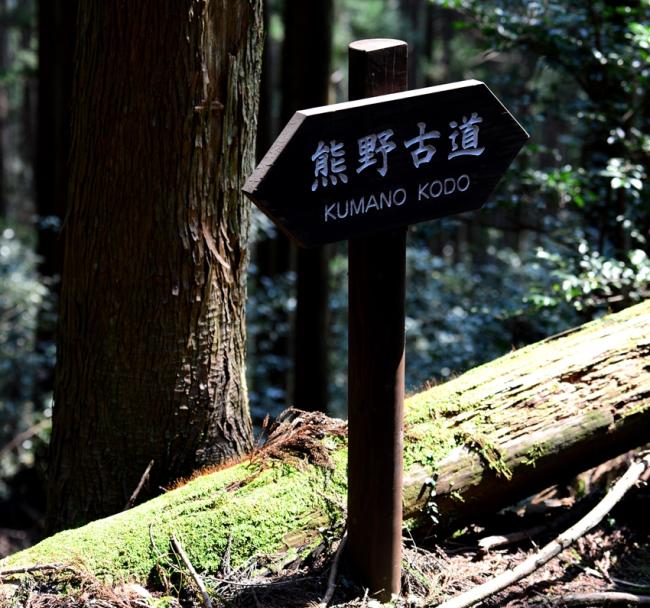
[1, 451, 649, 608]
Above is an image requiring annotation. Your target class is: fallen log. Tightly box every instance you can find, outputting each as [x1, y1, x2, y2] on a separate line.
[403, 299, 650, 534]
[2, 301, 649, 584]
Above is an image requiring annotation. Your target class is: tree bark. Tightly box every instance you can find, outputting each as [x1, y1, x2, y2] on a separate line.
[12, 300, 650, 576]
[46, 0, 263, 532]
[34, 0, 78, 409]
[36, 0, 77, 280]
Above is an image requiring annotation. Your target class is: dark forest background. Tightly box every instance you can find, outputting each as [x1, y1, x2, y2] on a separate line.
[0, 0, 648, 553]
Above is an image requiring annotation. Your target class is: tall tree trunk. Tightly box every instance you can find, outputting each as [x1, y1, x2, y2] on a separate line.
[281, 0, 333, 413]
[36, 0, 77, 280]
[34, 0, 78, 407]
[46, 0, 263, 532]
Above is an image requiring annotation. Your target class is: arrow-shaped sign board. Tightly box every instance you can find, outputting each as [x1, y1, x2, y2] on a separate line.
[244, 79, 528, 247]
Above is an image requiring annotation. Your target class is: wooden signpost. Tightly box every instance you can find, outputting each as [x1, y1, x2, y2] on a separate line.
[244, 39, 528, 601]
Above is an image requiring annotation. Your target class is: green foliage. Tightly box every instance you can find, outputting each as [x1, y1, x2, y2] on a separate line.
[405, 244, 578, 390]
[246, 262, 295, 421]
[431, 0, 649, 316]
[0, 225, 53, 497]
[535, 243, 650, 312]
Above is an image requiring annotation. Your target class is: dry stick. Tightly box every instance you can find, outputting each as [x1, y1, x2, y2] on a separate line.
[478, 500, 585, 552]
[0, 563, 69, 580]
[478, 525, 548, 552]
[558, 592, 650, 606]
[319, 530, 349, 608]
[170, 533, 213, 608]
[123, 459, 155, 511]
[436, 453, 650, 608]
[0, 419, 49, 457]
[611, 577, 650, 591]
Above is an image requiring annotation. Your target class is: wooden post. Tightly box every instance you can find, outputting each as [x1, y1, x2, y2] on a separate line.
[346, 39, 408, 601]
[243, 44, 528, 601]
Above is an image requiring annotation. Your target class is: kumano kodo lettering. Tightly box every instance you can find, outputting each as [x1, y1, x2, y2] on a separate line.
[324, 175, 470, 223]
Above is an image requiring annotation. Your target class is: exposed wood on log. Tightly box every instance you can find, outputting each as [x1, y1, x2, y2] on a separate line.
[403, 299, 650, 532]
[2, 301, 650, 584]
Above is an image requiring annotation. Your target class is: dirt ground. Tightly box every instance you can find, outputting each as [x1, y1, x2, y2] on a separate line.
[1, 453, 649, 607]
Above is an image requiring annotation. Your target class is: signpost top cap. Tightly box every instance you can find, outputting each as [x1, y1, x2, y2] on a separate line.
[348, 39, 407, 53]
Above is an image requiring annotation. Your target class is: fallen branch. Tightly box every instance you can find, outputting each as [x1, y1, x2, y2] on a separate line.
[611, 577, 650, 591]
[171, 533, 213, 608]
[477, 525, 547, 552]
[436, 453, 650, 608]
[124, 460, 155, 511]
[478, 496, 587, 552]
[558, 592, 650, 606]
[318, 530, 348, 608]
[0, 563, 70, 580]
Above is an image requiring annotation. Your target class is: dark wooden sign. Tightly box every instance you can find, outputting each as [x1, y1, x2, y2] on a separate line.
[244, 79, 528, 247]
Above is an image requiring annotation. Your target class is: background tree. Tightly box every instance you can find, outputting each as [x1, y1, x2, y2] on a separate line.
[46, 0, 263, 532]
[281, 0, 333, 413]
[33, 0, 77, 412]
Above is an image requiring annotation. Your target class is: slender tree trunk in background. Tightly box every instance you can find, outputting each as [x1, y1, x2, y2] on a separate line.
[36, 0, 77, 280]
[423, 2, 435, 86]
[19, 12, 36, 208]
[34, 0, 77, 405]
[282, 0, 332, 413]
[0, 0, 8, 218]
[398, 0, 426, 88]
[47, 0, 263, 532]
[256, 0, 273, 163]
[249, 0, 291, 416]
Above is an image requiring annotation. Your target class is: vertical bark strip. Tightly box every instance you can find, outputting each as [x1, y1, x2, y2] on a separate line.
[47, 0, 263, 532]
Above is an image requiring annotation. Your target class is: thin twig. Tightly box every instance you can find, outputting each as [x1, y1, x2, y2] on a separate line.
[170, 533, 213, 608]
[611, 577, 650, 591]
[557, 592, 650, 606]
[436, 453, 650, 608]
[124, 460, 155, 510]
[0, 420, 50, 457]
[219, 533, 233, 576]
[319, 530, 348, 608]
[478, 525, 547, 551]
[209, 573, 321, 588]
[0, 563, 70, 580]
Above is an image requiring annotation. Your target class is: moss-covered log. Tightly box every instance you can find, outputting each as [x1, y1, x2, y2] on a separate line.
[3, 301, 650, 584]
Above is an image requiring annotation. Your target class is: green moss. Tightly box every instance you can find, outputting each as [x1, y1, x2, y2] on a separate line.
[455, 430, 512, 480]
[522, 445, 540, 467]
[620, 400, 650, 421]
[449, 490, 464, 503]
[2, 456, 347, 584]
[403, 417, 458, 471]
